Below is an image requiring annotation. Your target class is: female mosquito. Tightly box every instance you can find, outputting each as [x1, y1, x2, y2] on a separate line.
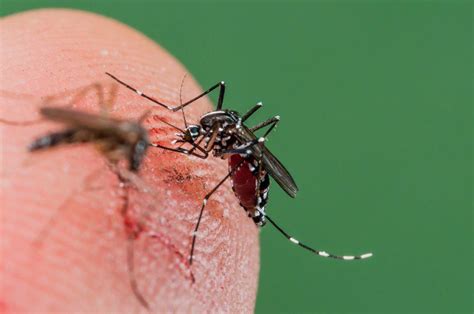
[27, 105, 189, 309]
[27, 106, 152, 308]
[28, 107, 150, 170]
[106, 72, 373, 265]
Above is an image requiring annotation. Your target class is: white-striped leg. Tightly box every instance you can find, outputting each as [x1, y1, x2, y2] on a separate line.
[259, 210, 373, 260]
[189, 159, 246, 265]
[249, 116, 280, 138]
[150, 143, 208, 159]
[241, 102, 263, 122]
[105, 72, 226, 112]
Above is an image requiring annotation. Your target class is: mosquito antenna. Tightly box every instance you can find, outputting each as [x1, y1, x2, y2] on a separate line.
[259, 209, 373, 260]
[179, 73, 188, 128]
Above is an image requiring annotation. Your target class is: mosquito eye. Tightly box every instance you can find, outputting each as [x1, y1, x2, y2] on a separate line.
[189, 125, 200, 137]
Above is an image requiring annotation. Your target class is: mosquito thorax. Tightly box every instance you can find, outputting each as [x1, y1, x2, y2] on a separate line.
[199, 110, 241, 129]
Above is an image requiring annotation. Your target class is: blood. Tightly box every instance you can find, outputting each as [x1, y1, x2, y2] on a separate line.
[229, 154, 257, 210]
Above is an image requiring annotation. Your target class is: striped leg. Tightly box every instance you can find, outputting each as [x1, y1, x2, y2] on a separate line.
[249, 116, 280, 138]
[241, 102, 263, 122]
[259, 210, 373, 260]
[150, 142, 209, 159]
[105, 72, 226, 112]
[165, 121, 220, 159]
[189, 159, 246, 265]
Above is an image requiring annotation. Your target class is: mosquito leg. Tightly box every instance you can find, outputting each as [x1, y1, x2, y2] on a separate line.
[1, 82, 113, 126]
[148, 232, 196, 283]
[179, 141, 209, 159]
[249, 116, 280, 138]
[184, 121, 219, 156]
[43, 82, 114, 113]
[102, 83, 118, 113]
[113, 164, 195, 300]
[67, 82, 116, 113]
[186, 142, 208, 158]
[171, 133, 206, 156]
[105, 72, 226, 112]
[123, 202, 149, 309]
[63, 83, 103, 109]
[126, 237, 149, 309]
[189, 159, 245, 265]
[105, 72, 172, 110]
[173, 80, 225, 112]
[150, 143, 190, 154]
[260, 210, 373, 260]
[112, 166, 150, 309]
[122, 192, 149, 309]
[241, 102, 263, 122]
[203, 123, 220, 152]
[0, 117, 43, 126]
[150, 143, 208, 159]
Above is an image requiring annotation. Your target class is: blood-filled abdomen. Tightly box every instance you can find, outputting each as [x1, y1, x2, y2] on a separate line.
[229, 154, 258, 209]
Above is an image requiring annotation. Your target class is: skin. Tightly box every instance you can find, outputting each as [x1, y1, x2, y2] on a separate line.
[0, 9, 259, 313]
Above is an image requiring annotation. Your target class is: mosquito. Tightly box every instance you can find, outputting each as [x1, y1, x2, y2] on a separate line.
[26, 106, 151, 210]
[106, 72, 373, 266]
[20, 88, 190, 309]
[28, 107, 150, 170]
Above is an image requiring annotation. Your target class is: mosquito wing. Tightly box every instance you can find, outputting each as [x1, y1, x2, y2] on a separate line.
[238, 125, 298, 198]
[260, 145, 298, 198]
[40, 107, 123, 133]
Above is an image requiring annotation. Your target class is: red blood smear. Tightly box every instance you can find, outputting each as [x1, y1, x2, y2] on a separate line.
[229, 155, 257, 210]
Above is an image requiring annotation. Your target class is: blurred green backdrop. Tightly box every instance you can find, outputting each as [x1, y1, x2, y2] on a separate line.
[2, 1, 472, 313]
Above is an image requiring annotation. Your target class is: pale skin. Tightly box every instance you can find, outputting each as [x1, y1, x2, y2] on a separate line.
[0, 9, 259, 313]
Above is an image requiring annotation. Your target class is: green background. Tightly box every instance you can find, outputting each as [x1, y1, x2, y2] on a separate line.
[2, 1, 472, 313]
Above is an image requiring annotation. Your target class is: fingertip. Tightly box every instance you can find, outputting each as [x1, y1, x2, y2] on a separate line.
[1, 8, 259, 313]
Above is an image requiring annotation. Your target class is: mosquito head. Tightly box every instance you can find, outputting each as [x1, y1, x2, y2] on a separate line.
[182, 124, 201, 142]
